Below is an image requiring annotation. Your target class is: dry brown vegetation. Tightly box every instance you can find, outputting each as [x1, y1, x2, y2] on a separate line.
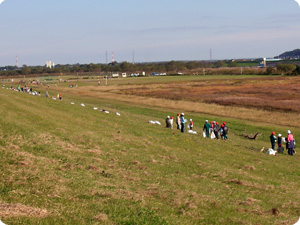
[118, 76, 300, 113]
[59, 76, 300, 128]
[0, 203, 48, 218]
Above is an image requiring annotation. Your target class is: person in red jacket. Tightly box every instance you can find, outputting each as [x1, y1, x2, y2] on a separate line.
[189, 119, 194, 130]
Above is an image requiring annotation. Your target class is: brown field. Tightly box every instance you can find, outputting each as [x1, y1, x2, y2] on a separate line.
[55, 75, 300, 128]
[117, 76, 300, 113]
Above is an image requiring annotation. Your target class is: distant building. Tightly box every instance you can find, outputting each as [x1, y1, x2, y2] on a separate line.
[46, 61, 55, 68]
[259, 58, 266, 68]
[112, 72, 119, 78]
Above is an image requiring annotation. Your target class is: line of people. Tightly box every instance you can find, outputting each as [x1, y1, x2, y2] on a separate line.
[203, 120, 228, 140]
[165, 114, 229, 140]
[10, 85, 41, 96]
[270, 130, 296, 156]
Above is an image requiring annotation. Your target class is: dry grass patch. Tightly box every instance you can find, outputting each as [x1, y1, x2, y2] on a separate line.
[93, 213, 108, 222]
[0, 203, 48, 218]
[225, 179, 274, 191]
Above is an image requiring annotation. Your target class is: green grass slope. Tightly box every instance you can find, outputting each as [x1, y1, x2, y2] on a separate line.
[0, 87, 299, 225]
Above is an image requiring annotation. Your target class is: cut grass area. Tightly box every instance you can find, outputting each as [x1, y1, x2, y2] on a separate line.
[0, 84, 299, 224]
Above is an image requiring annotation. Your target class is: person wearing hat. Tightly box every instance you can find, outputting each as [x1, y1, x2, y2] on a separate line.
[270, 132, 276, 150]
[277, 134, 284, 154]
[189, 119, 194, 130]
[180, 113, 185, 133]
[287, 130, 295, 156]
[170, 116, 174, 129]
[203, 120, 211, 138]
[277, 134, 282, 148]
[176, 113, 181, 130]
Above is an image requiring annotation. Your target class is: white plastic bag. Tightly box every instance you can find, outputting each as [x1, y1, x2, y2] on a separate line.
[266, 148, 277, 155]
[202, 131, 206, 138]
[210, 131, 216, 139]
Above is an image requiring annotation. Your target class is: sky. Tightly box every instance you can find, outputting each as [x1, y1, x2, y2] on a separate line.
[0, 0, 300, 66]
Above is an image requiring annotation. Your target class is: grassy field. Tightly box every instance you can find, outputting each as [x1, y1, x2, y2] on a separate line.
[0, 75, 300, 224]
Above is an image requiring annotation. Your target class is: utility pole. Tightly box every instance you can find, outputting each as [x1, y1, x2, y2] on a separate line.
[16, 56, 19, 68]
[133, 51, 135, 64]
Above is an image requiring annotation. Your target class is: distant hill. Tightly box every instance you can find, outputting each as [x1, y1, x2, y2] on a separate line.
[276, 49, 300, 59]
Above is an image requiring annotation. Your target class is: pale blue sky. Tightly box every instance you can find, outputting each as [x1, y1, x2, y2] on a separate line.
[0, 0, 299, 66]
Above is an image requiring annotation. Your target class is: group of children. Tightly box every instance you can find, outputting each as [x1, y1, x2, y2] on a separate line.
[270, 130, 296, 156]
[202, 120, 229, 140]
[165, 114, 229, 140]
[9, 85, 41, 96]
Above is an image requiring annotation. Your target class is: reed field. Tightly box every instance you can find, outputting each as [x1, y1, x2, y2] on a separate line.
[0, 75, 299, 224]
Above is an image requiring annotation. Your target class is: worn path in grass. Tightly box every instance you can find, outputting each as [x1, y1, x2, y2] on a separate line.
[0, 79, 300, 224]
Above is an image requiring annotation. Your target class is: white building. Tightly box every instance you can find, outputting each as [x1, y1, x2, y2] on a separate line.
[46, 61, 55, 68]
[112, 72, 119, 78]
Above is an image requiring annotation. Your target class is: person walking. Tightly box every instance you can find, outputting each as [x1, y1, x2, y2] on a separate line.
[203, 120, 211, 138]
[270, 132, 276, 150]
[180, 113, 185, 133]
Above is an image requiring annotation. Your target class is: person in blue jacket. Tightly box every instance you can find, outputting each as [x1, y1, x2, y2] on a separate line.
[180, 113, 185, 133]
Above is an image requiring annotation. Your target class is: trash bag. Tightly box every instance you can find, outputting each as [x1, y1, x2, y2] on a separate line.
[277, 147, 284, 154]
[210, 132, 216, 139]
[266, 148, 277, 155]
[202, 131, 206, 138]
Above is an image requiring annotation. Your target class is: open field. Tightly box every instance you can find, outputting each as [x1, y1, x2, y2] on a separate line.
[0, 75, 300, 224]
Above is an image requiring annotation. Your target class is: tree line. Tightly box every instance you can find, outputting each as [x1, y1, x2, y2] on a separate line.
[1, 60, 300, 76]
